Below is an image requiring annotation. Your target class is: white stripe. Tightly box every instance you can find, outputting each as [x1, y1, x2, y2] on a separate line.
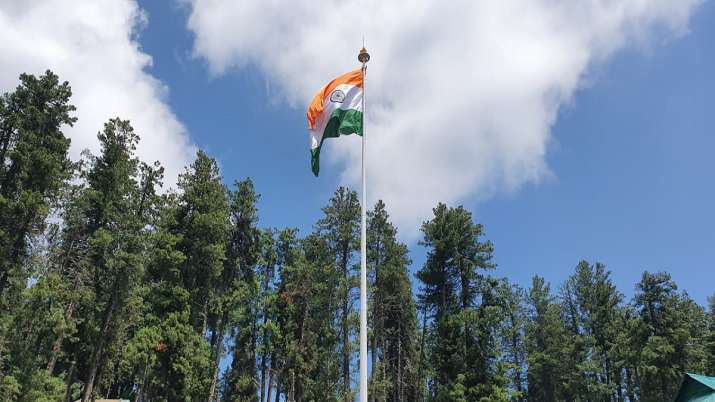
[310, 84, 363, 150]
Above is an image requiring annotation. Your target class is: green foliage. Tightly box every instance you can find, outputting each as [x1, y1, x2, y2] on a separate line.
[224, 178, 261, 402]
[633, 271, 709, 401]
[0, 70, 74, 310]
[2, 70, 715, 402]
[707, 296, 715, 375]
[498, 283, 526, 402]
[17, 369, 65, 402]
[525, 276, 566, 402]
[416, 203, 508, 401]
[368, 200, 418, 402]
[274, 231, 342, 401]
[315, 186, 361, 399]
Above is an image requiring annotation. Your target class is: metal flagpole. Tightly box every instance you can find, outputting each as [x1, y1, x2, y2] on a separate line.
[358, 45, 370, 402]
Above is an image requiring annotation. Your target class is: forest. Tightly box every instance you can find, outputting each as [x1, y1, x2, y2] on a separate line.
[0, 71, 713, 402]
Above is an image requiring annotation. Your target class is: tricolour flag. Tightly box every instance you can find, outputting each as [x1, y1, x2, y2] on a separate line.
[306, 69, 363, 176]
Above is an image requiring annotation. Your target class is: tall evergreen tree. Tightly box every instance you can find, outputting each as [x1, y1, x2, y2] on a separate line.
[499, 283, 526, 402]
[257, 228, 279, 402]
[632, 271, 709, 401]
[223, 179, 262, 402]
[367, 200, 418, 402]
[416, 203, 505, 401]
[315, 186, 360, 399]
[270, 227, 300, 402]
[0, 71, 74, 308]
[275, 232, 341, 401]
[557, 261, 624, 400]
[57, 118, 158, 402]
[524, 276, 566, 402]
[707, 295, 715, 375]
[139, 150, 228, 401]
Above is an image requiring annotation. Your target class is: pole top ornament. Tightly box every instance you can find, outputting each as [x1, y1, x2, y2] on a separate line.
[358, 47, 370, 63]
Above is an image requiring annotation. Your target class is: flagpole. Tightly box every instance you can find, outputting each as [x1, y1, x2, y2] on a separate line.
[358, 45, 370, 402]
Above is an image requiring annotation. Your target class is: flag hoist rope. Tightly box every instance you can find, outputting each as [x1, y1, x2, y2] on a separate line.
[358, 45, 370, 402]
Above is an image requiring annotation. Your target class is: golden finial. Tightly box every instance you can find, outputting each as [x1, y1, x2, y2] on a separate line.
[358, 47, 370, 63]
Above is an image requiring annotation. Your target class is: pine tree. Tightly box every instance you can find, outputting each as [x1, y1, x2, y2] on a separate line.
[525, 276, 566, 402]
[0, 71, 74, 309]
[707, 295, 715, 375]
[275, 232, 341, 401]
[416, 203, 504, 401]
[224, 179, 262, 402]
[270, 227, 301, 402]
[367, 200, 418, 402]
[558, 261, 624, 400]
[315, 186, 360, 399]
[139, 194, 209, 402]
[633, 271, 709, 401]
[139, 150, 228, 401]
[54, 118, 158, 402]
[257, 228, 279, 402]
[499, 283, 526, 401]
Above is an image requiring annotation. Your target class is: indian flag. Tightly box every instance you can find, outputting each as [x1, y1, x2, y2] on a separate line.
[306, 69, 363, 176]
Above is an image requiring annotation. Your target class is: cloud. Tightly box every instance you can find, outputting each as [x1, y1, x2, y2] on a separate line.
[185, 0, 701, 236]
[0, 0, 195, 186]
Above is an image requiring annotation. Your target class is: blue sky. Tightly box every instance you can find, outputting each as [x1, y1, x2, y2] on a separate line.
[128, 1, 715, 306]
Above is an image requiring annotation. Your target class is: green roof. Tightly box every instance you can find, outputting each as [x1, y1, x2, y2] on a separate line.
[687, 374, 715, 391]
[675, 373, 715, 402]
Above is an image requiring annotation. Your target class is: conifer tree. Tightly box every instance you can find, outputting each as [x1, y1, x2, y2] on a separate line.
[633, 271, 709, 401]
[65, 119, 158, 402]
[257, 228, 279, 402]
[0, 71, 74, 308]
[416, 203, 504, 401]
[367, 200, 418, 402]
[223, 179, 262, 402]
[499, 283, 526, 402]
[275, 232, 341, 401]
[524, 276, 566, 402]
[558, 261, 624, 400]
[315, 186, 360, 399]
[707, 296, 715, 375]
[139, 151, 228, 401]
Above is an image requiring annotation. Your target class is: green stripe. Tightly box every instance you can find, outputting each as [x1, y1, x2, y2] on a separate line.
[311, 108, 363, 176]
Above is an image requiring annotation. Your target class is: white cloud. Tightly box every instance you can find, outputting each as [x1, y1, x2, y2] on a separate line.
[185, 0, 701, 236]
[0, 0, 195, 186]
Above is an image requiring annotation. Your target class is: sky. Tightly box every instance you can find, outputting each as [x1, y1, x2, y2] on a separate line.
[0, 0, 714, 305]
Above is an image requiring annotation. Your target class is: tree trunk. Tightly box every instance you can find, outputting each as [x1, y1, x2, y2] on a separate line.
[133, 363, 148, 402]
[47, 299, 76, 373]
[64, 360, 76, 402]
[81, 286, 119, 402]
[260, 347, 267, 402]
[260, 266, 272, 402]
[266, 366, 275, 402]
[625, 367, 636, 402]
[397, 334, 402, 402]
[340, 246, 351, 395]
[510, 314, 524, 402]
[370, 246, 381, 402]
[0, 269, 8, 300]
[274, 383, 281, 402]
[370, 323, 377, 402]
[200, 298, 209, 336]
[417, 305, 428, 402]
[289, 369, 296, 402]
[207, 313, 227, 402]
[251, 304, 258, 391]
[382, 336, 387, 400]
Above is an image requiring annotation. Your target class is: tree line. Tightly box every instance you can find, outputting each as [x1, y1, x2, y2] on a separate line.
[0, 71, 713, 402]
